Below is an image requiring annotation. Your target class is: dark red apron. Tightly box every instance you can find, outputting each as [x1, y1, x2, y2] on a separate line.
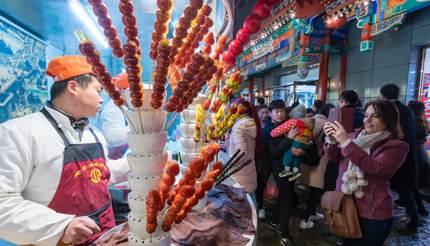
[41, 108, 116, 245]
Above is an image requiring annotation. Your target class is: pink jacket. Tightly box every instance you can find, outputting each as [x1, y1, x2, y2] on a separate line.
[324, 130, 408, 220]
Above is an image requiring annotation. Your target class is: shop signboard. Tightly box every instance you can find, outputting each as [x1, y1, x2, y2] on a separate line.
[238, 23, 295, 67]
[374, 0, 430, 20]
[357, 0, 430, 37]
[419, 47, 430, 158]
[420, 74, 430, 119]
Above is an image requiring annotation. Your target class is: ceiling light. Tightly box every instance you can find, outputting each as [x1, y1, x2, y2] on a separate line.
[70, 0, 108, 48]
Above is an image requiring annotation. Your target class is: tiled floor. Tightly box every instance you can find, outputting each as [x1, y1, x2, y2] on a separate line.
[257, 197, 430, 246]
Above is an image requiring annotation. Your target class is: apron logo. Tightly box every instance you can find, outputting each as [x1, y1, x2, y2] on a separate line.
[74, 161, 108, 179]
[90, 168, 102, 183]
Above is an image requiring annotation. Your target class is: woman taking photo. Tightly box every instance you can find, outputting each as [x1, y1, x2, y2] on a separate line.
[323, 100, 409, 245]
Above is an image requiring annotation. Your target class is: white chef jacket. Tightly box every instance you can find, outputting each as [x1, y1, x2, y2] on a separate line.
[0, 106, 130, 245]
[99, 100, 129, 148]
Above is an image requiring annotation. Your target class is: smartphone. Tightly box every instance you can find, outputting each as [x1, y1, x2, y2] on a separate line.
[328, 107, 355, 133]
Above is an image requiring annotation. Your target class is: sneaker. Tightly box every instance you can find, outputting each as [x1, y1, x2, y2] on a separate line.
[288, 172, 302, 181]
[280, 237, 293, 246]
[258, 209, 266, 219]
[279, 170, 293, 178]
[299, 219, 314, 230]
[310, 212, 324, 221]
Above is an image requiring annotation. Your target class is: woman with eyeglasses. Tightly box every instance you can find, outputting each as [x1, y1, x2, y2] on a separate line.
[323, 100, 409, 246]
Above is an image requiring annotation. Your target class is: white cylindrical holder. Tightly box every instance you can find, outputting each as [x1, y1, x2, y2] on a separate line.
[179, 110, 196, 124]
[125, 86, 172, 245]
[128, 211, 170, 243]
[128, 132, 167, 154]
[127, 153, 168, 176]
[128, 192, 146, 215]
[179, 137, 205, 153]
[177, 123, 195, 138]
[125, 110, 167, 134]
[128, 172, 162, 197]
[128, 231, 171, 246]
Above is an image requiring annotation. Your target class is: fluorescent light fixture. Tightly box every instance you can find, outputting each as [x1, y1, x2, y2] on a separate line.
[69, 0, 109, 48]
[139, 0, 157, 13]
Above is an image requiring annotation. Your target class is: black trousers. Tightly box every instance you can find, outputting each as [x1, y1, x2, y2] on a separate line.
[273, 175, 296, 238]
[342, 217, 393, 246]
[397, 187, 420, 220]
[304, 187, 322, 218]
[256, 169, 272, 209]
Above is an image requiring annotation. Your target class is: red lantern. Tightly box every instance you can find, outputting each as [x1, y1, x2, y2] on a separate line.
[228, 40, 244, 55]
[222, 51, 236, 65]
[253, 2, 271, 19]
[236, 28, 251, 44]
[243, 14, 262, 34]
[361, 23, 372, 41]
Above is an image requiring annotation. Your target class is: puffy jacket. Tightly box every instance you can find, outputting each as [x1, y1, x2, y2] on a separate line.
[227, 116, 257, 192]
[325, 130, 409, 220]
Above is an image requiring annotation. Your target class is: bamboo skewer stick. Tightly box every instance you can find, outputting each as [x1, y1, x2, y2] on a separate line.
[119, 106, 138, 133]
[216, 159, 252, 185]
[138, 108, 144, 134]
[151, 110, 155, 133]
[165, 112, 179, 131]
[216, 151, 245, 181]
[160, 112, 169, 133]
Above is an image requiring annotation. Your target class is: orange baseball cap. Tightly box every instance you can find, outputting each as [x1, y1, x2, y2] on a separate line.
[46, 55, 95, 81]
[113, 72, 129, 90]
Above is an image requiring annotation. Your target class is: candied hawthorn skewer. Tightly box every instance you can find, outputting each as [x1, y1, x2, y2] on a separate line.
[145, 190, 162, 234]
[79, 40, 125, 106]
[88, 0, 124, 58]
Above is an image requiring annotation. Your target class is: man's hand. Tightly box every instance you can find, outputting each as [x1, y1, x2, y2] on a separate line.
[285, 127, 299, 139]
[61, 216, 101, 245]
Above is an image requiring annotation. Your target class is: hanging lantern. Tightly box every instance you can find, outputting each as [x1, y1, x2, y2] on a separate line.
[236, 28, 251, 44]
[253, 1, 272, 19]
[228, 40, 244, 55]
[297, 55, 309, 79]
[222, 51, 236, 65]
[243, 14, 262, 34]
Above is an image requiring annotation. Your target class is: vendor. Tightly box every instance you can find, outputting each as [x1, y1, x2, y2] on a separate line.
[99, 72, 129, 159]
[0, 55, 129, 245]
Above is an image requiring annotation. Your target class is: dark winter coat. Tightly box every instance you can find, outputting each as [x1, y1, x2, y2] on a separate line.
[390, 100, 419, 189]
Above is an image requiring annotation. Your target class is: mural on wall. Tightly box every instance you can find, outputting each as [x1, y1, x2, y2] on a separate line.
[0, 17, 48, 123]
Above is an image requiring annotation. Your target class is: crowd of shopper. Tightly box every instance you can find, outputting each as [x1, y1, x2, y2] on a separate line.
[226, 84, 429, 246]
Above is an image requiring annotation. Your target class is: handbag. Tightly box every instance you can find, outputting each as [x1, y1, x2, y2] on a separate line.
[320, 191, 362, 239]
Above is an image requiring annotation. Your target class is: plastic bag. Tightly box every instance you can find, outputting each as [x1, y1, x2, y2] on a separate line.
[263, 174, 279, 201]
